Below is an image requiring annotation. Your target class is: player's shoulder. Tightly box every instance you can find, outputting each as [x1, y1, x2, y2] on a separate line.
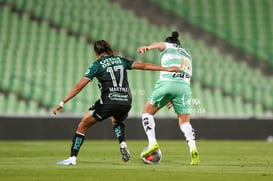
[89, 60, 100, 68]
[115, 55, 131, 60]
[182, 47, 191, 58]
[164, 42, 184, 52]
[173, 44, 192, 58]
[164, 42, 173, 48]
[115, 55, 134, 63]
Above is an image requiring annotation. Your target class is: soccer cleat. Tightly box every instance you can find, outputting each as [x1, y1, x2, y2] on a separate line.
[141, 142, 159, 158]
[120, 143, 131, 162]
[190, 148, 200, 165]
[56, 156, 76, 165]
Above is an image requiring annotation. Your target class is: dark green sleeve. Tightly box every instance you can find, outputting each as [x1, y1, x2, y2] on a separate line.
[83, 62, 99, 80]
[123, 57, 135, 70]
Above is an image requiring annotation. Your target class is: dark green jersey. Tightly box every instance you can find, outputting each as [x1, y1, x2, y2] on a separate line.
[84, 55, 134, 105]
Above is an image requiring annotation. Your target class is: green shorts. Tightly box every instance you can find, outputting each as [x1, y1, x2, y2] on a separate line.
[148, 80, 192, 114]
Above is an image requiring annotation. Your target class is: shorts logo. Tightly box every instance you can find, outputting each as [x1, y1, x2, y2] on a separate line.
[108, 92, 128, 101]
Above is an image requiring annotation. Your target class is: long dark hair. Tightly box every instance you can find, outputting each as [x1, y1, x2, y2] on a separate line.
[164, 31, 180, 46]
[94, 40, 114, 56]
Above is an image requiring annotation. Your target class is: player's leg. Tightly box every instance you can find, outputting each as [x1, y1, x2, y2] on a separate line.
[178, 114, 196, 151]
[141, 102, 160, 157]
[112, 117, 126, 144]
[172, 82, 199, 165]
[112, 105, 132, 162]
[141, 82, 171, 158]
[112, 118, 131, 162]
[72, 111, 97, 155]
[56, 111, 98, 165]
[178, 114, 199, 165]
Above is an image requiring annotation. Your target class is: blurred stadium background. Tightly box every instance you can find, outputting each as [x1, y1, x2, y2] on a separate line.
[0, 0, 272, 139]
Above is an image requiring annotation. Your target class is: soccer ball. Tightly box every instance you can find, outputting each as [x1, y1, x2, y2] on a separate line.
[141, 147, 162, 164]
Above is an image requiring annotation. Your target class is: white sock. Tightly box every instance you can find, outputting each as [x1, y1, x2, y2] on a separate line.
[120, 141, 127, 148]
[142, 113, 157, 146]
[180, 122, 197, 152]
[69, 156, 77, 160]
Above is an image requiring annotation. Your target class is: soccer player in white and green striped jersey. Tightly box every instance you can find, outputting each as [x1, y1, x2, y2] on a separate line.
[138, 31, 200, 165]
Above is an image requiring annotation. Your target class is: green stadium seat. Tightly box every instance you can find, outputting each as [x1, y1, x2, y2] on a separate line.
[1, 0, 272, 117]
[152, 0, 272, 65]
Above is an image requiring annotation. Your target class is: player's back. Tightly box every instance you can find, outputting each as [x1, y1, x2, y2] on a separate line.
[92, 55, 134, 104]
[159, 43, 192, 84]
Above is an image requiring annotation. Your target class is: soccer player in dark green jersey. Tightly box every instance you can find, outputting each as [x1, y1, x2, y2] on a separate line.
[52, 40, 179, 165]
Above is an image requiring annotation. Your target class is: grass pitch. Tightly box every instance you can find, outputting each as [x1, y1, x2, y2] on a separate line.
[0, 140, 272, 181]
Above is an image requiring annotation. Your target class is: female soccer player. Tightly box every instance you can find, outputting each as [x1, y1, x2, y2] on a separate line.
[137, 31, 200, 165]
[52, 40, 179, 165]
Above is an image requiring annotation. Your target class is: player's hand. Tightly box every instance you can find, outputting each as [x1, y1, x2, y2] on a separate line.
[137, 46, 149, 53]
[167, 102, 173, 109]
[52, 105, 63, 115]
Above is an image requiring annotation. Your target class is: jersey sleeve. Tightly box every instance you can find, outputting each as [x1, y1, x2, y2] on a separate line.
[164, 42, 172, 48]
[83, 62, 99, 80]
[122, 57, 135, 70]
[159, 42, 170, 55]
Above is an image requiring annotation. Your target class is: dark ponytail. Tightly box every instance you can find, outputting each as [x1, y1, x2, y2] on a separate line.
[94, 40, 114, 56]
[164, 31, 180, 45]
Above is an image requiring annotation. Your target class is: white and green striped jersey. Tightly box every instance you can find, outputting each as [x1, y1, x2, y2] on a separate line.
[159, 42, 192, 84]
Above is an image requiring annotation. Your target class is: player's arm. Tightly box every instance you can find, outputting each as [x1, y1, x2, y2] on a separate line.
[137, 42, 166, 53]
[52, 77, 90, 115]
[132, 61, 179, 72]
